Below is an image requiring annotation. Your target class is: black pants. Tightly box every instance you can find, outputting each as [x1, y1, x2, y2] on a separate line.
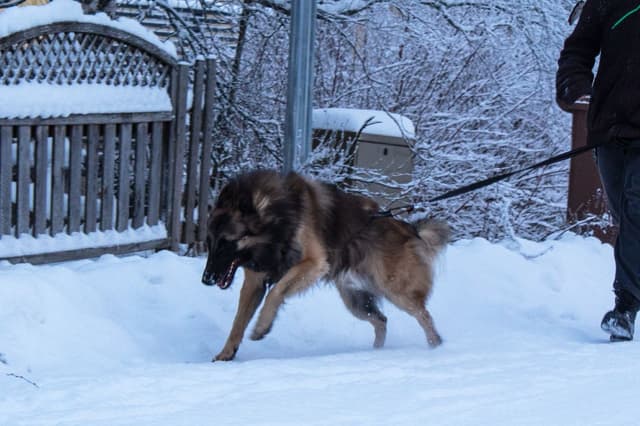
[596, 139, 640, 309]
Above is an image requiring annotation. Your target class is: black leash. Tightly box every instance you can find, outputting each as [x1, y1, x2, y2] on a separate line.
[376, 141, 605, 218]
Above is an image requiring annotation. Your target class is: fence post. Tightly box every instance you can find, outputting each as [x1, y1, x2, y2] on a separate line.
[34, 125, 48, 236]
[197, 57, 216, 245]
[0, 127, 11, 236]
[169, 62, 190, 251]
[16, 126, 30, 237]
[183, 59, 206, 245]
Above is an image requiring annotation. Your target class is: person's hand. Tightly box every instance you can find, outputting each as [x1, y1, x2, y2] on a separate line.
[575, 94, 591, 103]
[556, 93, 590, 112]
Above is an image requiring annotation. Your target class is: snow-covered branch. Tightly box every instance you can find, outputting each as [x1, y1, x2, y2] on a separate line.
[123, 0, 580, 240]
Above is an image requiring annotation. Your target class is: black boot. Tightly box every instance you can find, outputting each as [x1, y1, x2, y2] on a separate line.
[601, 290, 638, 341]
[601, 309, 636, 341]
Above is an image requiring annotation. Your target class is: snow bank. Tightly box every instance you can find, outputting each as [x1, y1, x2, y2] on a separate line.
[0, 0, 177, 58]
[1, 234, 635, 425]
[313, 108, 416, 139]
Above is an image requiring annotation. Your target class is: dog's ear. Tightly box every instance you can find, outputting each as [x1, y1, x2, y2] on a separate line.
[253, 190, 271, 216]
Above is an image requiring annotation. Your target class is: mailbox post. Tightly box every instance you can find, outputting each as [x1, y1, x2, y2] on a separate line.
[567, 101, 615, 243]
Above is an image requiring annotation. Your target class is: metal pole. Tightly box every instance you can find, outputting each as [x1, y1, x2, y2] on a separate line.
[283, 0, 317, 174]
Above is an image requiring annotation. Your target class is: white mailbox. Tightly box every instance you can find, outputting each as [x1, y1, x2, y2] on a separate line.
[312, 108, 415, 206]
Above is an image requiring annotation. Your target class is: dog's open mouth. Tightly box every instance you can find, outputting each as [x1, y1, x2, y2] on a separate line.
[217, 258, 240, 289]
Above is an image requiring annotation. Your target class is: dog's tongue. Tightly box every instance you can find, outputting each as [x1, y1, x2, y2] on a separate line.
[217, 258, 239, 289]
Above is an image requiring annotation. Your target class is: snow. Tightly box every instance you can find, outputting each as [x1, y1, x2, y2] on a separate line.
[1, 233, 637, 425]
[0, 0, 176, 119]
[0, 0, 177, 58]
[0, 84, 173, 119]
[0, 224, 167, 258]
[313, 108, 416, 139]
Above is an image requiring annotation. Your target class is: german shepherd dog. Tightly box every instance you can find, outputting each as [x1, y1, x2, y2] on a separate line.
[202, 170, 449, 361]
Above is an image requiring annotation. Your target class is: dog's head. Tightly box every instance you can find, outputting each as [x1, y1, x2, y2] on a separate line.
[202, 171, 294, 289]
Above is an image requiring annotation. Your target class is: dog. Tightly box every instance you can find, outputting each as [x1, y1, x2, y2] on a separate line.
[202, 170, 449, 361]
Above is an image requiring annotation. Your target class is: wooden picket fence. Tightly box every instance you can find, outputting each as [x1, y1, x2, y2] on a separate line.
[0, 20, 216, 264]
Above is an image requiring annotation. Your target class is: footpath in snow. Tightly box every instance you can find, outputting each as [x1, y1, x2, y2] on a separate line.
[1, 234, 639, 426]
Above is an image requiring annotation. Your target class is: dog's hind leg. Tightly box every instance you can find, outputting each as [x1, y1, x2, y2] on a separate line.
[385, 289, 442, 348]
[372, 243, 443, 348]
[413, 305, 442, 348]
[215, 269, 267, 361]
[336, 283, 387, 348]
[250, 257, 329, 341]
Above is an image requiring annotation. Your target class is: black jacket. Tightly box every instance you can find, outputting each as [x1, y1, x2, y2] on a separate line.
[557, 0, 640, 142]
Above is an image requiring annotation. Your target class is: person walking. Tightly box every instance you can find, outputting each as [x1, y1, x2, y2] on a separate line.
[556, 0, 640, 341]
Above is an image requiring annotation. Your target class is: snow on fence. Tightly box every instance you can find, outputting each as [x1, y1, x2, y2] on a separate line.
[0, 3, 215, 264]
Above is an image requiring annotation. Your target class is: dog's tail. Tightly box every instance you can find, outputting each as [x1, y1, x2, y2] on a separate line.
[415, 219, 450, 255]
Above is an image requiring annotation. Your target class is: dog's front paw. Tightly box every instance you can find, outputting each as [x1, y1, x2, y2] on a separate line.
[213, 346, 238, 362]
[250, 324, 272, 341]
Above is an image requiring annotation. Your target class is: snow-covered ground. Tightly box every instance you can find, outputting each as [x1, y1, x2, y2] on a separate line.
[1, 234, 638, 426]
